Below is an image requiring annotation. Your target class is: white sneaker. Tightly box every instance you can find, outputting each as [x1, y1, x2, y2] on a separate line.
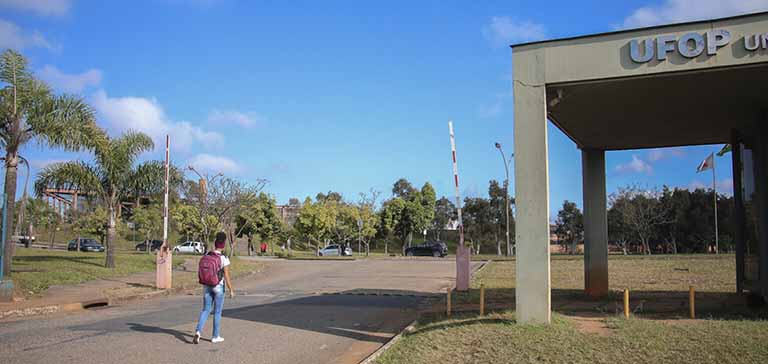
[193, 331, 201, 344]
[211, 337, 224, 343]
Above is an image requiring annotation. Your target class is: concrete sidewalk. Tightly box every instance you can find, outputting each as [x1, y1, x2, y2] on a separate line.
[0, 259, 210, 321]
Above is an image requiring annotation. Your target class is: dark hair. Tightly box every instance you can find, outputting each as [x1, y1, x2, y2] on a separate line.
[215, 232, 227, 243]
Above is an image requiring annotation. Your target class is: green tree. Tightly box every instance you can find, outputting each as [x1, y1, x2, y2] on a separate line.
[380, 180, 435, 254]
[432, 197, 456, 241]
[488, 180, 515, 256]
[0, 49, 101, 276]
[171, 203, 202, 242]
[295, 197, 334, 252]
[74, 206, 109, 245]
[237, 193, 282, 255]
[554, 200, 583, 254]
[132, 204, 163, 253]
[24, 198, 59, 248]
[35, 131, 160, 268]
[463, 197, 494, 254]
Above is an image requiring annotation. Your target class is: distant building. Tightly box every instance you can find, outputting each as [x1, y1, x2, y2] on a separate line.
[276, 204, 300, 226]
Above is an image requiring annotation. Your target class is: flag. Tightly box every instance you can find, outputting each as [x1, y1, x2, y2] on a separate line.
[697, 153, 714, 173]
[716, 144, 732, 156]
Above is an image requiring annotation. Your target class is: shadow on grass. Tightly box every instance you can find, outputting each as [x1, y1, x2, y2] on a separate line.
[12, 254, 105, 268]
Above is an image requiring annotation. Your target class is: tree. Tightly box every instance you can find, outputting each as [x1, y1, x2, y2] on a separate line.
[392, 178, 416, 199]
[379, 181, 434, 254]
[463, 197, 494, 254]
[74, 206, 109, 245]
[355, 189, 380, 256]
[23, 198, 58, 248]
[0, 49, 101, 276]
[237, 193, 282, 255]
[432, 197, 456, 241]
[35, 131, 160, 268]
[554, 200, 583, 254]
[609, 186, 671, 255]
[171, 203, 203, 242]
[488, 180, 515, 256]
[295, 197, 334, 252]
[132, 204, 163, 253]
[206, 177, 267, 257]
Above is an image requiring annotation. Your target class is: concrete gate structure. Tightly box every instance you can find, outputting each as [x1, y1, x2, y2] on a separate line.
[511, 12, 768, 324]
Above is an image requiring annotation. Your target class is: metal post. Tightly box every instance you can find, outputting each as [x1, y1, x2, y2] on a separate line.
[495, 143, 513, 256]
[712, 158, 719, 254]
[0, 192, 13, 301]
[623, 289, 630, 319]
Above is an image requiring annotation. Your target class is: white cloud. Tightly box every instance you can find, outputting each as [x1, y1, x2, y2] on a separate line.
[187, 153, 240, 174]
[0, 0, 71, 17]
[622, 0, 768, 29]
[207, 109, 260, 127]
[38, 65, 102, 93]
[646, 147, 685, 162]
[482, 16, 547, 46]
[0, 19, 57, 51]
[90, 90, 224, 153]
[615, 155, 653, 175]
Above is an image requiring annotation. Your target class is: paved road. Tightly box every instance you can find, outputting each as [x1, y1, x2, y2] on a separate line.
[0, 258, 477, 364]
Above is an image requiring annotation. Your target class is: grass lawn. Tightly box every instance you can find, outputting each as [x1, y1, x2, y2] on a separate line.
[375, 254, 768, 364]
[10, 249, 262, 297]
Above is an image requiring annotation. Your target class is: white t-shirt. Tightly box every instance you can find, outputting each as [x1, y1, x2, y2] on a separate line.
[211, 251, 230, 287]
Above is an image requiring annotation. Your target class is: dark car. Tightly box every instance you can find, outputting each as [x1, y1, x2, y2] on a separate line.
[135, 239, 163, 252]
[405, 241, 448, 257]
[67, 238, 105, 252]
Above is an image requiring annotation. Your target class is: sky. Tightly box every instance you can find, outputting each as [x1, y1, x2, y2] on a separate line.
[2, 0, 766, 219]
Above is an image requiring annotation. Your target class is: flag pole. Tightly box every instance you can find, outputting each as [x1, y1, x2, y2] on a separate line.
[712, 154, 719, 254]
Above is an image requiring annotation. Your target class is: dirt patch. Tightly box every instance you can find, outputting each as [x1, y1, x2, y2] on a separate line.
[570, 316, 613, 337]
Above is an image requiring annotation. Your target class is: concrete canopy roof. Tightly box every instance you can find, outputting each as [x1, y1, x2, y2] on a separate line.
[546, 63, 768, 150]
[511, 11, 768, 151]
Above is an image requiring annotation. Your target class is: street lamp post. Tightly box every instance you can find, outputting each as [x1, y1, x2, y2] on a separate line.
[495, 142, 514, 256]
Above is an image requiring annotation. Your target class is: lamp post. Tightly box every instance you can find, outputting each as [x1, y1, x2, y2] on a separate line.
[14, 157, 30, 242]
[495, 142, 514, 256]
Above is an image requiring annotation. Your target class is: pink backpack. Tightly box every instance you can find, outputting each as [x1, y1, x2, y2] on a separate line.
[198, 252, 223, 286]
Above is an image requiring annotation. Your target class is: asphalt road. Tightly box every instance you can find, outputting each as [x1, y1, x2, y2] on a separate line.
[0, 258, 476, 364]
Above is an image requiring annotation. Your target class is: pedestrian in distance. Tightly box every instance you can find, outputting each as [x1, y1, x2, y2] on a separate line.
[193, 232, 235, 344]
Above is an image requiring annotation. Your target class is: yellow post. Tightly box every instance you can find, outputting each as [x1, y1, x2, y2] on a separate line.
[689, 286, 695, 319]
[623, 288, 630, 319]
[446, 287, 452, 317]
[480, 284, 485, 316]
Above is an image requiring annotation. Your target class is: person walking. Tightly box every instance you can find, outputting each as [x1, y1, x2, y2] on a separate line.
[193, 232, 234, 344]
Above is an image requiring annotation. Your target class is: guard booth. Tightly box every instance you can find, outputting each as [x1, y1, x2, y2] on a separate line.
[511, 12, 768, 323]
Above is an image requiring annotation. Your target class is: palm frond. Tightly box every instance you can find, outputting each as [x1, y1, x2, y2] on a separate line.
[27, 93, 104, 152]
[34, 161, 104, 199]
[0, 49, 34, 88]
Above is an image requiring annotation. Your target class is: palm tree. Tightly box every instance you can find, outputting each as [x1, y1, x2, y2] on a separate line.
[1, 49, 101, 276]
[35, 131, 161, 268]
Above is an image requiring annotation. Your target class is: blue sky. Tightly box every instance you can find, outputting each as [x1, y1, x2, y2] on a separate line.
[2, 0, 765, 218]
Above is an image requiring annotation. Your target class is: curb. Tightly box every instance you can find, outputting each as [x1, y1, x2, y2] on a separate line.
[358, 318, 418, 364]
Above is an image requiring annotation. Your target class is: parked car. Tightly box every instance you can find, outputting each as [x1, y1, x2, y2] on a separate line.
[67, 238, 105, 252]
[405, 241, 448, 257]
[12, 235, 35, 247]
[135, 239, 163, 252]
[173, 241, 204, 254]
[318, 244, 353, 256]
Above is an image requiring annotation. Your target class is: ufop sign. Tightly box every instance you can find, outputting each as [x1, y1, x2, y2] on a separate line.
[629, 29, 768, 63]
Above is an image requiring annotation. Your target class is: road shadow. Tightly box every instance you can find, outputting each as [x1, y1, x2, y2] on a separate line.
[126, 323, 193, 344]
[222, 293, 424, 344]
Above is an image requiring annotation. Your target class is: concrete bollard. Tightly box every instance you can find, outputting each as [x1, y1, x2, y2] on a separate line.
[689, 286, 696, 319]
[446, 288, 452, 317]
[480, 284, 485, 316]
[623, 289, 630, 319]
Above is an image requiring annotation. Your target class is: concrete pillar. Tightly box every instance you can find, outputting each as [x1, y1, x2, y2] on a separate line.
[582, 149, 609, 297]
[513, 48, 551, 324]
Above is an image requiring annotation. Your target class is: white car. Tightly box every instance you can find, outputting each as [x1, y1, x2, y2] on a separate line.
[318, 244, 352, 256]
[173, 241, 204, 254]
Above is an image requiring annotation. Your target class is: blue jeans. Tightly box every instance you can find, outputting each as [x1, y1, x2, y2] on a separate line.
[195, 284, 224, 337]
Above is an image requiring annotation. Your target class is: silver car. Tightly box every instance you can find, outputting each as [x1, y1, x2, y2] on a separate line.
[318, 244, 352, 256]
